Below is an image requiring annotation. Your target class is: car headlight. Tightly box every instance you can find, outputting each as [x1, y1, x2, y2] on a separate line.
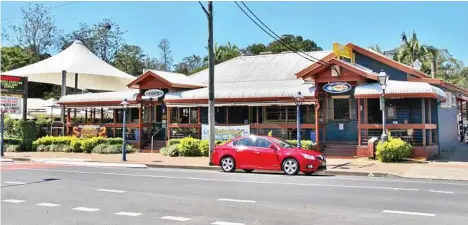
[301, 153, 315, 160]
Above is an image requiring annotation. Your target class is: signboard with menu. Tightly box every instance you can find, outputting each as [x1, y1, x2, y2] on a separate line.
[0, 96, 22, 114]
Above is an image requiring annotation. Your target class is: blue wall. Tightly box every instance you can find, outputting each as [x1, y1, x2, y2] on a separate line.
[354, 52, 408, 81]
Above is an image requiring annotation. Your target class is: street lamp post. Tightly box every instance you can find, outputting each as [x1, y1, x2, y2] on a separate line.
[293, 91, 304, 148]
[378, 70, 389, 142]
[1, 104, 6, 157]
[120, 99, 129, 161]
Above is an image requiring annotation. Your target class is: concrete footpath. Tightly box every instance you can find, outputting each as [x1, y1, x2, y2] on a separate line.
[4, 151, 468, 181]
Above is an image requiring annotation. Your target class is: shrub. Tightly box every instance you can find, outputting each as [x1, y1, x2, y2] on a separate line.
[70, 139, 83, 152]
[376, 137, 412, 162]
[286, 140, 316, 150]
[199, 140, 209, 156]
[168, 139, 181, 146]
[5, 144, 22, 152]
[92, 143, 135, 154]
[104, 138, 123, 145]
[178, 137, 201, 156]
[164, 144, 180, 157]
[36, 144, 48, 152]
[80, 137, 104, 153]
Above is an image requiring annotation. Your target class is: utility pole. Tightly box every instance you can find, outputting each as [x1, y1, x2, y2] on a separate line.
[199, 1, 215, 165]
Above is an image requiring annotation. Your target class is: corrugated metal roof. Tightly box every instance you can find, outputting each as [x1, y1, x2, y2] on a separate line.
[189, 51, 332, 84]
[165, 79, 315, 100]
[355, 80, 445, 98]
[58, 90, 139, 104]
[143, 69, 204, 87]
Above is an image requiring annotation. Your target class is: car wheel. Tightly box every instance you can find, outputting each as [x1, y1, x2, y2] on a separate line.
[221, 156, 236, 172]
[243, 169, 254, 173]
[282, 158, 300, 175]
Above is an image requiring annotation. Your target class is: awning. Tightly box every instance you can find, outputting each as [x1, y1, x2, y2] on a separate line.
[58, 90, 140, 106]
[165, 101, 316, 108]
[354, 80, 446, 100]
[165, 79, 316, 101]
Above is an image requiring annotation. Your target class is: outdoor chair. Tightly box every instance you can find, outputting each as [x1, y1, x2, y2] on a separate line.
[401, 129, 414, 145]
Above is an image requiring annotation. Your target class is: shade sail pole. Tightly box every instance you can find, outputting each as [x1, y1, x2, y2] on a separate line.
[74, 73, 78, 119]
[61, 70, 67, 136]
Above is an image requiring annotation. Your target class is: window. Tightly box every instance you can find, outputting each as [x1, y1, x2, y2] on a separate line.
[255, 138, 272, 148]
[333, 98, 350, 120]
[171, 107, 198, 124]
[264, 106, 297, 123]
[234, 138, 254, 147]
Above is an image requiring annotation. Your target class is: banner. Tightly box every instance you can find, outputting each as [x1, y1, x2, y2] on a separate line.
[1, 75, 25, 95]
[0, 96, 22, 114]
[201, 124, 250, 141]
[73, 125, 107, 138]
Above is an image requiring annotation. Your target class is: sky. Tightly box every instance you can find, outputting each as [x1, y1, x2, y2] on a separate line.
[1, 1, 468, 66]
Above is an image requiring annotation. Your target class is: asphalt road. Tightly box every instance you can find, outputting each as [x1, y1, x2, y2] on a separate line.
[2, 163, 468, 225]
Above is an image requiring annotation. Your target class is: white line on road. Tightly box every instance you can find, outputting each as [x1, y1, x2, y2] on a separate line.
[2, 199, 25, 203]
[73, 207, 100, 212]
[36, 203, 60, 207]
[218, 198, 257, 203]
[96, 188, 126, 193]
[383, 210, 436, 217]
[4, 181, 26, 185]
[393, 188, 419, 191]
[114, 212, 142, 216]
[428, 190, 455, 194]
[212, 221, 245, 225]
[160, 216, 191, 222]
[22, 168, 462, 193]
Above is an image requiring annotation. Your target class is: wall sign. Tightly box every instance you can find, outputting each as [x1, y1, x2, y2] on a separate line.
[144, 89, 164, 98]
[201, 124, 250, 141]
[72, 125, 107, 138]
[323, 82, 352, 94]
[0, 96, 22, 114]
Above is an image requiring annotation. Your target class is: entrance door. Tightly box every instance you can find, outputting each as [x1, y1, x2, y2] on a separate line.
[324, 96, 358, 143]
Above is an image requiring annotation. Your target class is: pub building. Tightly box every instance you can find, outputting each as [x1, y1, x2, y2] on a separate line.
[57, 43, 468, 159]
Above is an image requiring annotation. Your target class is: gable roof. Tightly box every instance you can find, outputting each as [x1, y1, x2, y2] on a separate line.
[127, 70, 204, 89]
[189, 50, 332, 84]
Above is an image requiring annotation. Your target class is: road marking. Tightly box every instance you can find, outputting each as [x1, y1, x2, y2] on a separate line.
[73, 207, 100, 212]
[20, 168, 453, 192]
[212, 221, 245, 225]
[383, 210, 436, 217]
[160, 216, 191, 222]
[36, 203, 60, 207]
[218, 198, 257, 203]
[96, 188, 126, 193]
[4, 181, 26, 185]
[393, 188, 419, 191]
[114, 212, 142, 216]
[428, 190, 454, 194]
[2, 199, 25, 203]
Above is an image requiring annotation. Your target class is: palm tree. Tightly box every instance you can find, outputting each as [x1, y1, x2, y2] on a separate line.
[395, 31, 428, 68]
[205, 42, 241, 64]
[425, 46, 439, 77]
[369, 45, 383, 54]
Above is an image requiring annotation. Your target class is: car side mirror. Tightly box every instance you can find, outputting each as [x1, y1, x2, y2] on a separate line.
[269, 144, 277, 151]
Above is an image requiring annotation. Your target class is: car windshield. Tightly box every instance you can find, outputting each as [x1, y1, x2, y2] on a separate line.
[271, 137, 292, 148]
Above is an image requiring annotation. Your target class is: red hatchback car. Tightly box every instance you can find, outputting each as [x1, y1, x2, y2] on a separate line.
[212, 135, 326, 175]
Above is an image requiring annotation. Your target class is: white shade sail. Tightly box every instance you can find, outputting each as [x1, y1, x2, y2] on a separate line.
[1, 40, 136, 91]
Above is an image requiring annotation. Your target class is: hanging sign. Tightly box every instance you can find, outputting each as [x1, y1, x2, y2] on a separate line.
[379, 96, 385, 111]
[144, 89, 164, 98]
[323, 82, 352, 94]
[201, 124, 250, 141]
[0, 75, 25, 95]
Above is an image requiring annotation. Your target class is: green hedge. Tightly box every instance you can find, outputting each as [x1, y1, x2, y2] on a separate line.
[285, 140, 316, 150]
[32, 136, 134, 154]
[376, 137, 412, 162]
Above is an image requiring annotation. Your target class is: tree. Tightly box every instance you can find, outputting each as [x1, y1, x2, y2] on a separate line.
[143, 57, 164, 71]
[158, 38, 173, 71]
[246, 43, 268, 55]
[203, 42, 241, 65]
[395, 31, 428, 68]
[1, 47, 34, 72]
[113, 44, 146, 76]
[369, 45, 383, 54]
[174, 54, 205, 75]
[58, 18, 125, 63]
[2, 3, 60, 58]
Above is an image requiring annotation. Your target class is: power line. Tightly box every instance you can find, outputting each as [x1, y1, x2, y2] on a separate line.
[1, 2, 77, 22]
[234, 1, 329, 66]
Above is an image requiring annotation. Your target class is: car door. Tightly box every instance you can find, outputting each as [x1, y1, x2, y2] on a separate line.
[232, 137, 256, 168]
[253, 137, 281, 170]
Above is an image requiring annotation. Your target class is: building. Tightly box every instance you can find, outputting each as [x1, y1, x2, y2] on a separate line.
[57, 43, 468, 159]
